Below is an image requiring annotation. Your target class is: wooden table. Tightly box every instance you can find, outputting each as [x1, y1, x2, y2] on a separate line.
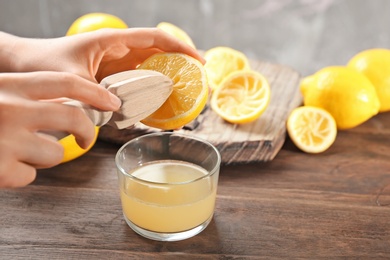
[2, 112, 390, 259]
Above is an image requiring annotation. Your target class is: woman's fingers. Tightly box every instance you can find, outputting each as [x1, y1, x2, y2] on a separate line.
[15, 131, 64, 169]
[1, 94, 96, 149]
[95, 28, 205, 63]
[127, 28, 205, 63]
[26, 101, 96, 149]
[2, 72, 121, 111]
[94, 28, 205, 80]
[0, 71, 105, 188]
[0, 72, 101, 149]
[0, 157, 37, 188]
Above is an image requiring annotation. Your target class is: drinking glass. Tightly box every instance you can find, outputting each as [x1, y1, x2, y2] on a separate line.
[115, 132, 221, 241]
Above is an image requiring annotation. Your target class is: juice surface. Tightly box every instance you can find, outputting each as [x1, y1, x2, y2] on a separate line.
[120, 160, 217, 232]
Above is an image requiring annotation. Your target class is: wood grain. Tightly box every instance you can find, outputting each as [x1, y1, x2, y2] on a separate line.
[2, 112, 390, 259]
[99, 60, 302, 164]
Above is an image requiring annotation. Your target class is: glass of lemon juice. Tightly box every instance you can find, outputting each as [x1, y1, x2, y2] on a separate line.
[115, 132, 221, 241]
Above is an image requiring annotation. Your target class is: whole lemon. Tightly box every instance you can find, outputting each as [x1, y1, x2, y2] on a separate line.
[66, 13, 128, 36]
[300, 66, 380, 130]
[157, 22, 196, 49]
[347, 48, 390, 112]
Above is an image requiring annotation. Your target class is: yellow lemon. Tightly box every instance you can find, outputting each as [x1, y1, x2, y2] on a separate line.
[287, 106, 337, 154]
[157, 22, 196, 49]
[137, 53, 209, 130]
[66, 13, 128, 36]
[347, 48, 390, 112]
[300, 66, 380, 130]
[204, 46, 251, 91]
[211, 70, 271, 124]
[58, 126, 100, 163]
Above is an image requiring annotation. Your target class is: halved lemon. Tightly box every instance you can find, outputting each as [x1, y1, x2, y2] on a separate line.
[287, 106, 337, 154]
[157, 22, 196, 49]
[137, 53, 209, 130]
[210, 70, 271, 124]
[204, 46, 251, 91]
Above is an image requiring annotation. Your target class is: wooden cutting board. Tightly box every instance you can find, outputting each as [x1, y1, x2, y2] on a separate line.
[98, 59, 302, 164]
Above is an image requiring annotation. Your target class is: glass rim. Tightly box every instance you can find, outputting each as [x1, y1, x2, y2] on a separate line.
[115, 132, 221, 185]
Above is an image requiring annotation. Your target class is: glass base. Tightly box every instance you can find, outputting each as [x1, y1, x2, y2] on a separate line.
[123, 214, 213, 242]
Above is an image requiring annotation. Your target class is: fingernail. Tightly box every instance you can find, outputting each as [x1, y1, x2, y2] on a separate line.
[109, 92, 122, 109]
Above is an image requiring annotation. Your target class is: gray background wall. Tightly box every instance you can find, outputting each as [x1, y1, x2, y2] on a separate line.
[0, 0, 389, 76]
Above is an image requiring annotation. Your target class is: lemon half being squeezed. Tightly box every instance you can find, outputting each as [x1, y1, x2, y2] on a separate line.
[137, 53, 209, 130]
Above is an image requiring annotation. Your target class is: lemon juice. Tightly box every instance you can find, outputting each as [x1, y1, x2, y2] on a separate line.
[120, 160, 217, 233]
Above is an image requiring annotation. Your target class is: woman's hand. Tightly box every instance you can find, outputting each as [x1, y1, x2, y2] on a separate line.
[0, 28, 201, 188]
[0, 71, 121, 188]
[7, 28, 205, 82]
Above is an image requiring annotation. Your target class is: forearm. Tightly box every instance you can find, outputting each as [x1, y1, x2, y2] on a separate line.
[0, 31, 22, 72]
[0, 32, 55, 73]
